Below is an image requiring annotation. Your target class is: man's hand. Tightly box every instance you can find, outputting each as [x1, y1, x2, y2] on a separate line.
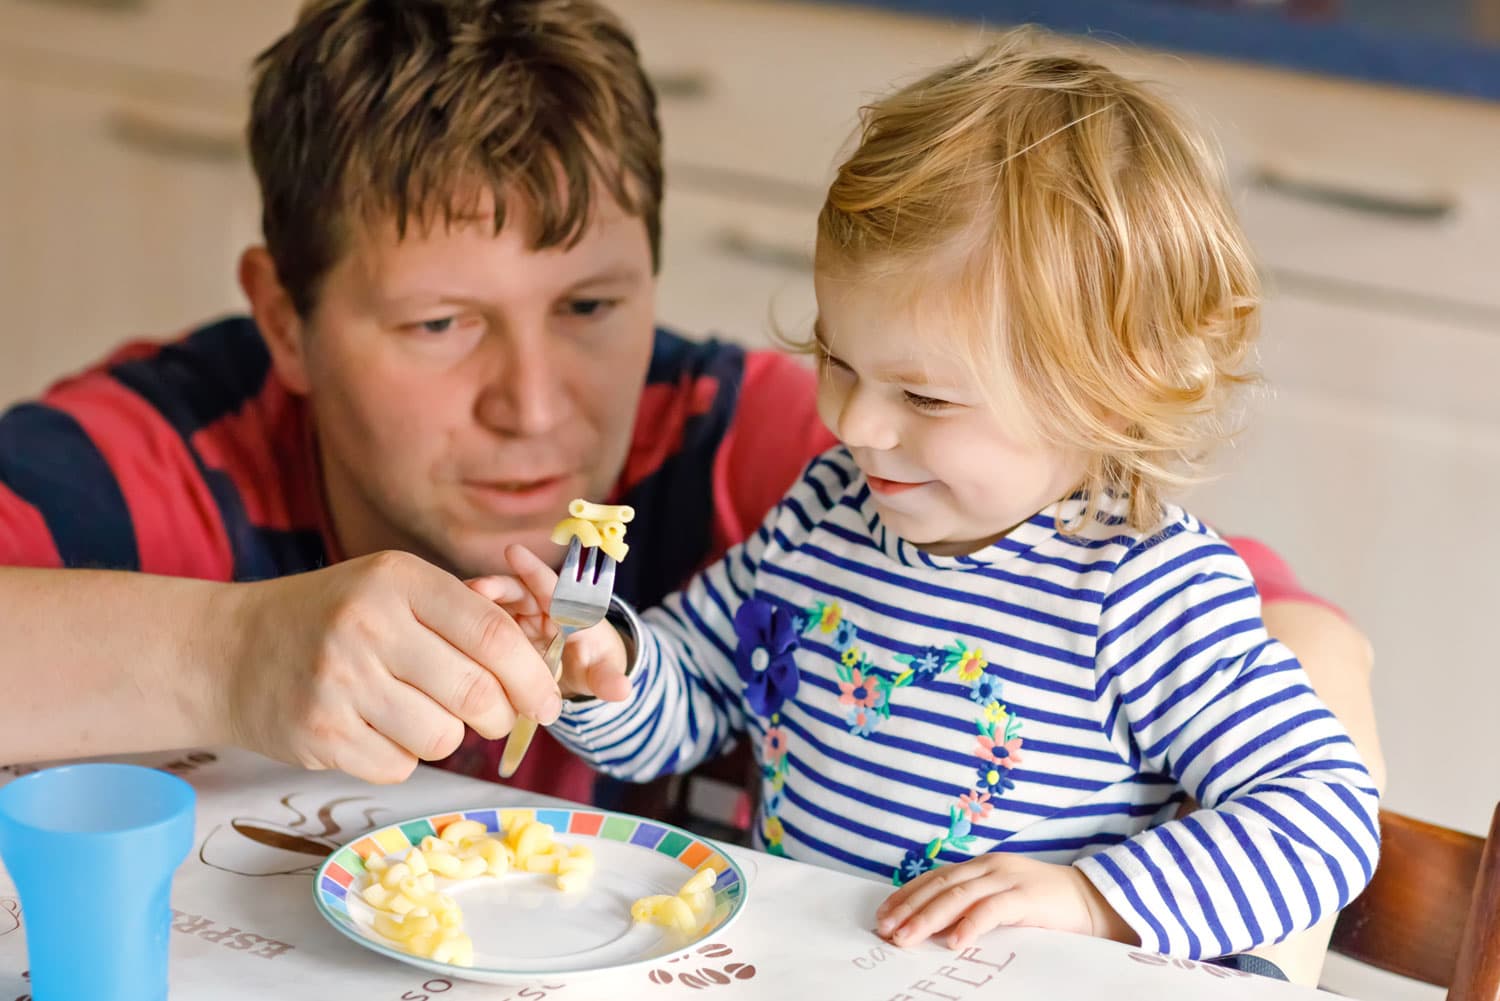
[875, 854, 1138, 951]
[221, 550, 562, 784]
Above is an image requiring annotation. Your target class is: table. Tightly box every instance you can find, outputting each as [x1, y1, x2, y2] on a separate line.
[0, 747, 1353, 1000]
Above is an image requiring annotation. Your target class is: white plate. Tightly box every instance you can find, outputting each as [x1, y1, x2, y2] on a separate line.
[312, 804, 750, 984]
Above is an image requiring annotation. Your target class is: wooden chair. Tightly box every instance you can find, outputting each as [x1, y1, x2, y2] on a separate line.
[1330, 803, 1500, 1001]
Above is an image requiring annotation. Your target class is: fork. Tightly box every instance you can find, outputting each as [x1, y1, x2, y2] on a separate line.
[497, 537, 617, 779]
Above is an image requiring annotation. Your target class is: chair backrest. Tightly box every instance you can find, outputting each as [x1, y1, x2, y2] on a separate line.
[1331, 803, 1500, 1001]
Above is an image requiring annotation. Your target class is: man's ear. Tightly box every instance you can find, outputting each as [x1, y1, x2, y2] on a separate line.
[239, 246, 311, 395]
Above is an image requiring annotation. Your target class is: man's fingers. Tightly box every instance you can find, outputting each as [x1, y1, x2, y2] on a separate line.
[361, 671, 477, 761]
[328, 723, 420, 786]
[407, 570, 561, 724]
[385, 602, 521, 739]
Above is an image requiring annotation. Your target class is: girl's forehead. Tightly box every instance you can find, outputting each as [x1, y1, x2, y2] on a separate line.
[816, 275, 989, 370]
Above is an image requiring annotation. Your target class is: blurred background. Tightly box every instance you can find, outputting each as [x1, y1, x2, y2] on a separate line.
[0, 1, 1495, 995]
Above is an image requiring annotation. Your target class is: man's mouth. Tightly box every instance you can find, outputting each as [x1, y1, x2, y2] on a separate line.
[480, 478, 560, 492]
[461, 474, 574, 515]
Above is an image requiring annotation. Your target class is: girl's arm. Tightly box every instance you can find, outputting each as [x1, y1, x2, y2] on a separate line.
[1074, 529, 1381, 959]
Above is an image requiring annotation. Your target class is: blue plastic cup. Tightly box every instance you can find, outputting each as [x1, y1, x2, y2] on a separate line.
[0, 763, 196, 1000]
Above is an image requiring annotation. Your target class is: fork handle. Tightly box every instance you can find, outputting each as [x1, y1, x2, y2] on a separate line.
[497, 629, 570, 779]
[542, 629, 567, 682]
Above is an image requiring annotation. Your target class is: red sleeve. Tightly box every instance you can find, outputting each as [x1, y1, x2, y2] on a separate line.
[0, 480, 62, 568]
[710, 352, 837, 553]
[46, 373, 235, 579]
[1223, 534, 1344, 618]
[0, 352, 236, 579]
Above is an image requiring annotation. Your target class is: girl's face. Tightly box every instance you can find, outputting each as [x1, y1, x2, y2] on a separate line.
[813, 268, 1089, 556]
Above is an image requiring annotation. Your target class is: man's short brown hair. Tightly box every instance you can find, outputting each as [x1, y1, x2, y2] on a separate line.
[249, 0, 663, 315]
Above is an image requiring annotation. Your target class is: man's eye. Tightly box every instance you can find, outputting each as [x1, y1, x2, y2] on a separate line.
[417, 317, 455, 334]
[904, 391, 952, 412]
[565, 298, 617, 318]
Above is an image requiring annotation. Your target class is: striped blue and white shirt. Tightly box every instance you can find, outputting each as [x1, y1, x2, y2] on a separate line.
[552, 447, 1380, 958]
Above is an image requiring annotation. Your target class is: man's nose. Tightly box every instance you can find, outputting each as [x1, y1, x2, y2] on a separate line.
[474, 330, 568, 437]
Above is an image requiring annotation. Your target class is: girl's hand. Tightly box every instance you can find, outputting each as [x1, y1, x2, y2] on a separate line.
[875, 854, 1137, 950]
[465, 544, 633, 703]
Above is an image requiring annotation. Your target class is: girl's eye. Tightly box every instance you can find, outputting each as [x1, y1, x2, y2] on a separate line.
[904, 390, 952, 412]
[816, 344, 851, 372]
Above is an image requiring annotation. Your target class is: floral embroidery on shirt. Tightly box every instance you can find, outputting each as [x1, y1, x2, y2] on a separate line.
[835, 649, 895, 737]
[812, 600, 842, 632]
[733, 595, 1025, 870]
[954, 643, 989, 682]
[897, 847, 936, 883]
[898, 645, 947, 683]
[759, 714, 791, 857]
[969, 674, 1004, 706]
[892, 640, 986, 688]
[891, 696, 1025, 886]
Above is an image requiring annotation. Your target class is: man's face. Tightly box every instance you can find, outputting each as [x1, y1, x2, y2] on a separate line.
[293, 195, 656, 577]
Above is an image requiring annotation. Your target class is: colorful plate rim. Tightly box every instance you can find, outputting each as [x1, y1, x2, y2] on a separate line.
[311, 804, 750, 981]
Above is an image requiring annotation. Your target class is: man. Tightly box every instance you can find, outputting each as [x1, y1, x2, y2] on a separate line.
[0, 0, 1380, 823]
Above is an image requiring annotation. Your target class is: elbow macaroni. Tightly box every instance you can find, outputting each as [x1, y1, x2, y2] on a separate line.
[549, 517, 602, 549]
[359, 817, 597, 966]
[630, 865, 716, 936]
[552, 499, 632, 562]
[568, 499, 634, 523]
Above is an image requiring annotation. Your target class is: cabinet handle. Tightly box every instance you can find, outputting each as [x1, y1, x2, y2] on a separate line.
[648, 68, 713, 100]
[1251, 163, 1454, 222]
[714, 227, 813, 273]
[105, 106, 244, 165]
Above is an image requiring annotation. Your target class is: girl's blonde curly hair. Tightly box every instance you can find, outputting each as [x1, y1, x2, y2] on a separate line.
[816, 29, 1260, 532]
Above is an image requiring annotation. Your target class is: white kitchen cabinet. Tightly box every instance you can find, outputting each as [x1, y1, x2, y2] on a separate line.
[616, 0, 1499, 318]
[1183, 291, 1500, 837]
[656, 187, 816, 349]
[619, 0, 971, 201]
[0, 68, 259, 405]
[0, 0, 300, 90]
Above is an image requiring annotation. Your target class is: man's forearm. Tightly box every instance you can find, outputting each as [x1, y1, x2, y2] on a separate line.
[1262, 599, 1385, 792]
[0, 568, 232, 765]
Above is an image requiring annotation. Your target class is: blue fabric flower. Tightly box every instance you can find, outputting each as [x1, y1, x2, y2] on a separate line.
[734, 599, 802, 718]
[969, 673, 1003, 705]
[911, 646, 946, 681]
[895, 847, 935, 885]
[833, 619, 859, 653]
